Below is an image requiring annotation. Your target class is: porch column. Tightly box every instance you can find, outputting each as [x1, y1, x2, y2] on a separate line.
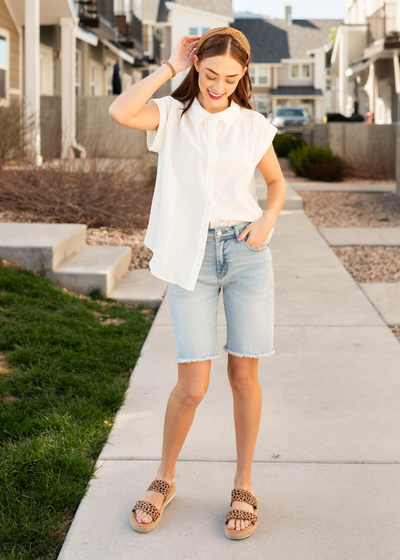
[24, 0, 42, 166]
[60, 17, 76, 159]
[339, 26, 348, 116]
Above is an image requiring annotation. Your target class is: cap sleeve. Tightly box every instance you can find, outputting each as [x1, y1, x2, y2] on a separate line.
[146, 95, 174, 153]
[254, 117, 278, 165]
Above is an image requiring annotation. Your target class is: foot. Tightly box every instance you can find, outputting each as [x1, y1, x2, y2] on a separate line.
[134, 475, 174, 524]
[227, 485, 256, 532]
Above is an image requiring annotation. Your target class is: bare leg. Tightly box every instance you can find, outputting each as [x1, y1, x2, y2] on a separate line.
[135, 359, 211, 523]
[226, 354, 262, 531]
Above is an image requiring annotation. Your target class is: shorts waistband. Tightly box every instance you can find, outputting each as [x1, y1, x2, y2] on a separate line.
[207, 221, 250, 240]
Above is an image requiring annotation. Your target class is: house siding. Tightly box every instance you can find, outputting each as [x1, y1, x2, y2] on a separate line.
[0, 0, 20, 92]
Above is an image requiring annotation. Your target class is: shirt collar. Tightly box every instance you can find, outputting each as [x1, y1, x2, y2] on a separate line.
[187, 95, 241, 127]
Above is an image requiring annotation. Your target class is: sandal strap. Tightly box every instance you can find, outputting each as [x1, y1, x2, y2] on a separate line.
[225, 508, 258, 525]
[132, 500, 161, 521]
[230, 488, 258, 509]
[147, 479, 171, 499]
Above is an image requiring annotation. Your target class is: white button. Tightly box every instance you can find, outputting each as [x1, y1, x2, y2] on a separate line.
[217, 231, 222, 236]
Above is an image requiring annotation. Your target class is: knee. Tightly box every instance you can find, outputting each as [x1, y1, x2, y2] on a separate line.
[229, 373, 257, 397]
[176, 385, 208, 408]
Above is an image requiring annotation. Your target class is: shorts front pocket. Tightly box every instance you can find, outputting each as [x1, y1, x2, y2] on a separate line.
[240, 227, 274, 252]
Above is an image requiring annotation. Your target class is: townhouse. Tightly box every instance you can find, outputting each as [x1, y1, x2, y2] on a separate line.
[331, 0, 400, 123]
[232, 7, 342, 122]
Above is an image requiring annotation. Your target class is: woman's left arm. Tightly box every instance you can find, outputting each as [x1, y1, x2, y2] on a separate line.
[237, 144, 287, 245]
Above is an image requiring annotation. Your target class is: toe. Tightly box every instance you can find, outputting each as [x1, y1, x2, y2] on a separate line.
[235, 518, 241, 531]
[228, 519, 235, 530]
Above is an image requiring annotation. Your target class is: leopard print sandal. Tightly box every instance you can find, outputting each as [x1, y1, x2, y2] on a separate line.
[225, 488, 258, 539]
[131, 479, 176, 533]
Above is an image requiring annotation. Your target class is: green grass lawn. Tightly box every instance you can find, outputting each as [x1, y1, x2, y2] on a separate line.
[0, 259, 155, 559]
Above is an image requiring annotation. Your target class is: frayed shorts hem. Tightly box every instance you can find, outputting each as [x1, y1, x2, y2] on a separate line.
[175, 353, 220, 363]
[223, 346, 276, 359]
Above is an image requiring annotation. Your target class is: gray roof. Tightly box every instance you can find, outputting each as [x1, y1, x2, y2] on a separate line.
[232, 18, 342, 63]
[270, 86, 324, 96]
[143, 0, 233, 23]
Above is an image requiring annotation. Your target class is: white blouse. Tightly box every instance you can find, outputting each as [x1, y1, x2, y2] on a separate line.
[145, 94, 278, 291]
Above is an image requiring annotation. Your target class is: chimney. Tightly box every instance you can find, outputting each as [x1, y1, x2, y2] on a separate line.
[285, 6, 292, 25]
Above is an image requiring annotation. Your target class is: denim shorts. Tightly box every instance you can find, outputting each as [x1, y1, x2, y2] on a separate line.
[167, 221, 275, 363]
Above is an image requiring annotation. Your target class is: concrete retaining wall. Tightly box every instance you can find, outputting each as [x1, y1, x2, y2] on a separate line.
[303, 122, 396, 180]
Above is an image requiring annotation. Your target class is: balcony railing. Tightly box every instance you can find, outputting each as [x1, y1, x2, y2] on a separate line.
[76, 0, 114, 23]
[367, 2, 400, 45]
[115, 11, 142, 48]
[142, 34, 161, 62]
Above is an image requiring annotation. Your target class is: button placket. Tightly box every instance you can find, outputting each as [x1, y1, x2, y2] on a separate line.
[205, 116, 217, 225]
[196, 117, 218, 262]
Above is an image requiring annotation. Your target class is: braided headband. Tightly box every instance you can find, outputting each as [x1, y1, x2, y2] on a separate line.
[195, 27, 250, 63]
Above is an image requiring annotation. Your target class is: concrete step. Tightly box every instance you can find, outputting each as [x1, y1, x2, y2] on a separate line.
[46, 244, 132, 298]
[318, 227, 400, 246]
[0, 222, 87, 271]
[109, 269, 167, 309]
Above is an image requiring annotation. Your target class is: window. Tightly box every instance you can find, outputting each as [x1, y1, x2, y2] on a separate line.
[290, 62, 313, 80]
[253, 93, 269, 117]
[155, 28, 163, 43]
[202, 27, 210, 33]
[276, 107, 308, 117]
[75, 49, 81, 96]
[106, 59, 114, 95]
[249, 65, 271, 86]
[189, 27, 198, 35]
[123, 72, 133, 91]
[0, 31, 9, 102]
[90, 60, 103, 95]
[40, 44, 54, 95]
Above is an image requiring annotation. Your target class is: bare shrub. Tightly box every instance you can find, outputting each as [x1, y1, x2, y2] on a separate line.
[0, 98, 28, 167]
[0, 154, 157, 229]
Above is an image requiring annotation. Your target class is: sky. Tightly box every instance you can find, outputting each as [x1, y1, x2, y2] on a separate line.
[232, 0, 345, 20]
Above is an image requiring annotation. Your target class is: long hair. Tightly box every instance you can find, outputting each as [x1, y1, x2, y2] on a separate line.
[170, 33, 255, 123]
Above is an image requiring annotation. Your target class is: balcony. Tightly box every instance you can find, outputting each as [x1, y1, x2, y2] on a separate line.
[114, 11, 144, 55]
[75, 0, 117, 40]
[367, 3, 400, 46]
[128, 33, 161, 67]
[142, 34, 161, 64]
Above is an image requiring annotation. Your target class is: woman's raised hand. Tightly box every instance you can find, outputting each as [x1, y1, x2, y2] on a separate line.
[168, 35, 200, 74]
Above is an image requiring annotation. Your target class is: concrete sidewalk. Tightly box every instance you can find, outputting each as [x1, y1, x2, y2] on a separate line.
[58, 208, 400, 559]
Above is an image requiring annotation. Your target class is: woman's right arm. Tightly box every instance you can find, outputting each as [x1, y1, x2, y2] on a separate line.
[108, 35, 200, 131]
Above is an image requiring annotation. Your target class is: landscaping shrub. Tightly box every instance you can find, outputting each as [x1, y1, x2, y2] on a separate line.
[272, 133, 307, 157]
[289, 145, 344, 182]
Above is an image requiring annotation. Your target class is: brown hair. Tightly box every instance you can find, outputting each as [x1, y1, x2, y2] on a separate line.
[170, 32, 255, 123]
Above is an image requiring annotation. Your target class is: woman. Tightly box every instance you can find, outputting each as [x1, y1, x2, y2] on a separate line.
[109, 27, 287, 540]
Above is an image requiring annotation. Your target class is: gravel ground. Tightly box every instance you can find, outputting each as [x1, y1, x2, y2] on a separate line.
[296, 189, 400, 343]
[297, 190, 400, 228]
